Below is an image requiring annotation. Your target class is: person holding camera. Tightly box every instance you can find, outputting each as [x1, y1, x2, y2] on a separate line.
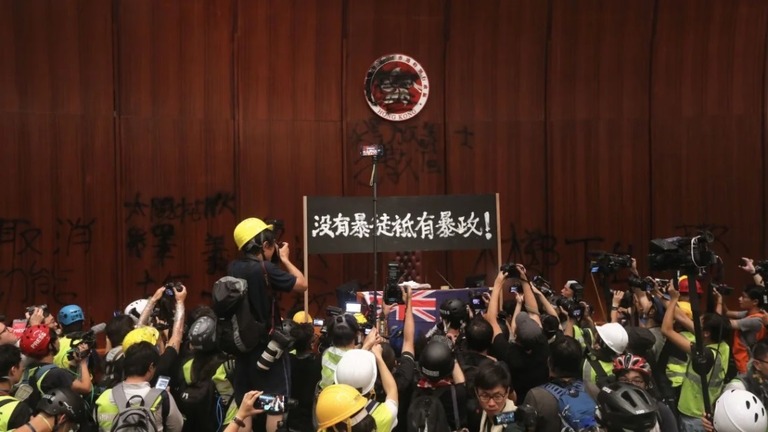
[714, 285, 767, 374]
[136, 283, 188, 386]
[228, 217, 308, 432]
[16, 324, 92, 409]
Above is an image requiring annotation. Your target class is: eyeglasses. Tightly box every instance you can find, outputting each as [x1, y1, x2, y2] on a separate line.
[476, 391, 508, 403]
[753, 357, 768, 366]
[618, 378, 646, 387]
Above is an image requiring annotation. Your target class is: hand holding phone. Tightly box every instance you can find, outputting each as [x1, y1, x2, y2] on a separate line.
[155, 375, 170, 390]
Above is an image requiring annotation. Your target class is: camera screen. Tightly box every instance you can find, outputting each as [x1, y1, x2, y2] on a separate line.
[255, 394, 286, 413]
[472, 298, 482, 305]
[493, 411, 515, 425]
[345, 303, 362, 313]
[313, 318, 324, 326]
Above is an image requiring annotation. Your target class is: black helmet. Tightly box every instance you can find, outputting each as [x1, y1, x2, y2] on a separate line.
[419, 338, 454, 380]
[596, 382, 659, 432]
[189, 316, 218, 352]
[37, 388, 88, 424]
[439, 298, 468, 325]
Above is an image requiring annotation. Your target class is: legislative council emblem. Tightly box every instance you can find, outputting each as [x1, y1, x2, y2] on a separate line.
[364, 54, 429, 121]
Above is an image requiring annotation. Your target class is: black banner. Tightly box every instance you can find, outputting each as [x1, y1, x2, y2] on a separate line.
[306, 194, 497, 254]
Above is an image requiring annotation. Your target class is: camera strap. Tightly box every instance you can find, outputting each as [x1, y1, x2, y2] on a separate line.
[450, 384, 461, 431]
[260, 260, 281, 331]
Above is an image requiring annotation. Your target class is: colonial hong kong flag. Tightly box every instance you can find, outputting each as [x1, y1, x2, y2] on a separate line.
[362, 288, 487, 337]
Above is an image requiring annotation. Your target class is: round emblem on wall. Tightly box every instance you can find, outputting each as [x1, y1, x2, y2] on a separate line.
[364, 54, 429, 121]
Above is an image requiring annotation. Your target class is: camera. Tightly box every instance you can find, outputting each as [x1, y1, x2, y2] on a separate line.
[164, 281, 182, 296]
[257, 328, 295, 371]
[588, 251, 632, 274]
[470, 294, 486, 314]
[499, 263, 521, 278]
[66, 322, 105, 362]
[556, 297, 586, 320]
[754, 260, 768, 278]
[713, 283, 735, 296]
[515, 404, 538, 429]
[648, 232, 717, 271]
[26, 305, 50, 318]
[253, 393, 298, 414]
[492, 411, 516, 426]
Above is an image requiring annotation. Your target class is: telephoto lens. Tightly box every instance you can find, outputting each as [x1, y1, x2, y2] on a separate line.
[257, 329, 295, 370]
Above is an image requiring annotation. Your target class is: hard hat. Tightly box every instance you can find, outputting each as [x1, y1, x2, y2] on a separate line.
[678, 275, 703, 294]
[124, 299, 149, 323]
[596, 382, 658, 431]
[20, 325, 53, 357]
[439, 298, 468, 324]
[714, 389, 768, 432]
[334, 349, 378, 395]
[292, 311, 313, 324]
[233, 218, 273, 250]
[353, 312, 368, 326]
[315, 384, 368, 430]
[419, 338, 455, 380]
[57, 305, 84, 326]
[596, 323, 629, 355]
[122, 326, 160, 351]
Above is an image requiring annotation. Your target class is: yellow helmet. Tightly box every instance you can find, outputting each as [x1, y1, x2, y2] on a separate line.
[678, 301, 693, 320]
[353, 312, 368, 325]
[122, 326, 160, 351]
[233, 218, 274, 250]
[315, 384, 367, 430]
[293, 311, 313, 324]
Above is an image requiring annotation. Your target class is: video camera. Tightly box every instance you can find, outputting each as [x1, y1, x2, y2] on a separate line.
[26, 304, 50, 318]
[589, 251, 632, 274]
[555, 297, 587, 320]
[163, 281, 183, 296]
[712, 283, 735, 296]
[67, 322, 106, 362]
[627, 276, 670, 291]
[754, 260, 768, 278]
[648, 232, 717, 272]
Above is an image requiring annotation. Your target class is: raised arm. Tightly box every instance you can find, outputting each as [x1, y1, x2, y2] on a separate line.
[518, 264, 541, 326]
[485, 271, 506, 337]
[661, 283, 692, 354]
[402, 287, 415, 355]
[277, 242, 308, 292]
[373, 344, 398, 404]
[138, 287, 166, 327]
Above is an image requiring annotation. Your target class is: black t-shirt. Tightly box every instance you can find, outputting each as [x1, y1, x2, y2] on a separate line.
[152, 346, 179, 386]
[392, 352, 416, 432]
[227, 258, 296, 328]
[412, 382, 468, 430]
[288, 353, 321, 432]
[490, 334, 550, 403]
[0, 396, 33, 430]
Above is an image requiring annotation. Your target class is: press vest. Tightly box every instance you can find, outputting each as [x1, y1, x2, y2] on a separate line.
[665, 331, 695, 387]
[53, 336, 74, 369]
[0, 395, 22, 431]
[319, 346, 348, 389]
[677, 342, 730, 418]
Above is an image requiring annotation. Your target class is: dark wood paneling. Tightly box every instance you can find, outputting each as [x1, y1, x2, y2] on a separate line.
[547, 0, 655, 312]
[117, 0, 234, 118]
[444, 0, 549, 287]
[651, 0, 768, 293]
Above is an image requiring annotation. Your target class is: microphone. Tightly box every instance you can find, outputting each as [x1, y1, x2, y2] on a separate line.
[89, 322, 107, 334]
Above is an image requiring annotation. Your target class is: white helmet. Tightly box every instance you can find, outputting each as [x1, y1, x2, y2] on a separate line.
[334, 349, 378, 395]
[714, 389, 768, 432]
[596, 323, 628, 355]
[124, 299, 148, 323]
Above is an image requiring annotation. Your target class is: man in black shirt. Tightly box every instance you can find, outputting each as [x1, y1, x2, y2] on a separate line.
[229, 217, 308, 432]
[286, 321, 321, 432]
[485, 266, 550, 403]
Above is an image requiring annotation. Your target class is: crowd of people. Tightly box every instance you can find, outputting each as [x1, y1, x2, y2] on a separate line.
[1, 217, 768, 432]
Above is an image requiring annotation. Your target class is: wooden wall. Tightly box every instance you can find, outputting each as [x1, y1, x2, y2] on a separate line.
[1, 0, 767, 324]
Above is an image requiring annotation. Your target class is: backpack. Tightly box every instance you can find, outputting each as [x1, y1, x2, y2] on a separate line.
[100, 347, 125, 389]
[407, 395, 451, 432]
[212, 276, 267, 355]
[174, 357, 232, 432]
[542, 380, 599, 432]
[110, 383, 167, 432]
[13, 364, 58, 407]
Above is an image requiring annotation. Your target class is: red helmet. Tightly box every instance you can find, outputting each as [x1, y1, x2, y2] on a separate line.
[20, 325, 53, 357]
[678, 275, 703, 294]
[612, 353, 651, 377]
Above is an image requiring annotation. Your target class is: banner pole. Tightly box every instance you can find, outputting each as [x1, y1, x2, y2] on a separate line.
[303, 196, 309, 316]
[496, 193, 503, 310]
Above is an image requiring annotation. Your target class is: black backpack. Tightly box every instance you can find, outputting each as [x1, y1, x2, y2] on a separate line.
[211, 276, 267, 355]
[407, 395, 451, 432]
[174, 357, 233, 432]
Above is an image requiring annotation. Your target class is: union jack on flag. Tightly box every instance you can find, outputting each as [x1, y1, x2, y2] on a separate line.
[362, 288, 487, 336]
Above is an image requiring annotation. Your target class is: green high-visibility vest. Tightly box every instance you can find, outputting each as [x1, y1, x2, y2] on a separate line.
[0, 395, 22, 431]
[677, 341, 730, 418]
[665, 331, 695, 387]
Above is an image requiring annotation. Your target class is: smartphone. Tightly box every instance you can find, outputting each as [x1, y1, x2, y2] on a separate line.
[509, 286, 519, 294]
[155, 375, 170, 390]
[12, 319, 26, 338]
[492, 411, 515, 425]
[364, 327, 372, 335]
[254, 394, 287, 413]
[345, 302, 362, 313]
[313, 318, 324, 327]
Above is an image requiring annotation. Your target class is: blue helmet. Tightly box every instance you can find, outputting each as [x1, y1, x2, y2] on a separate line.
[58, 305, 84, 326]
